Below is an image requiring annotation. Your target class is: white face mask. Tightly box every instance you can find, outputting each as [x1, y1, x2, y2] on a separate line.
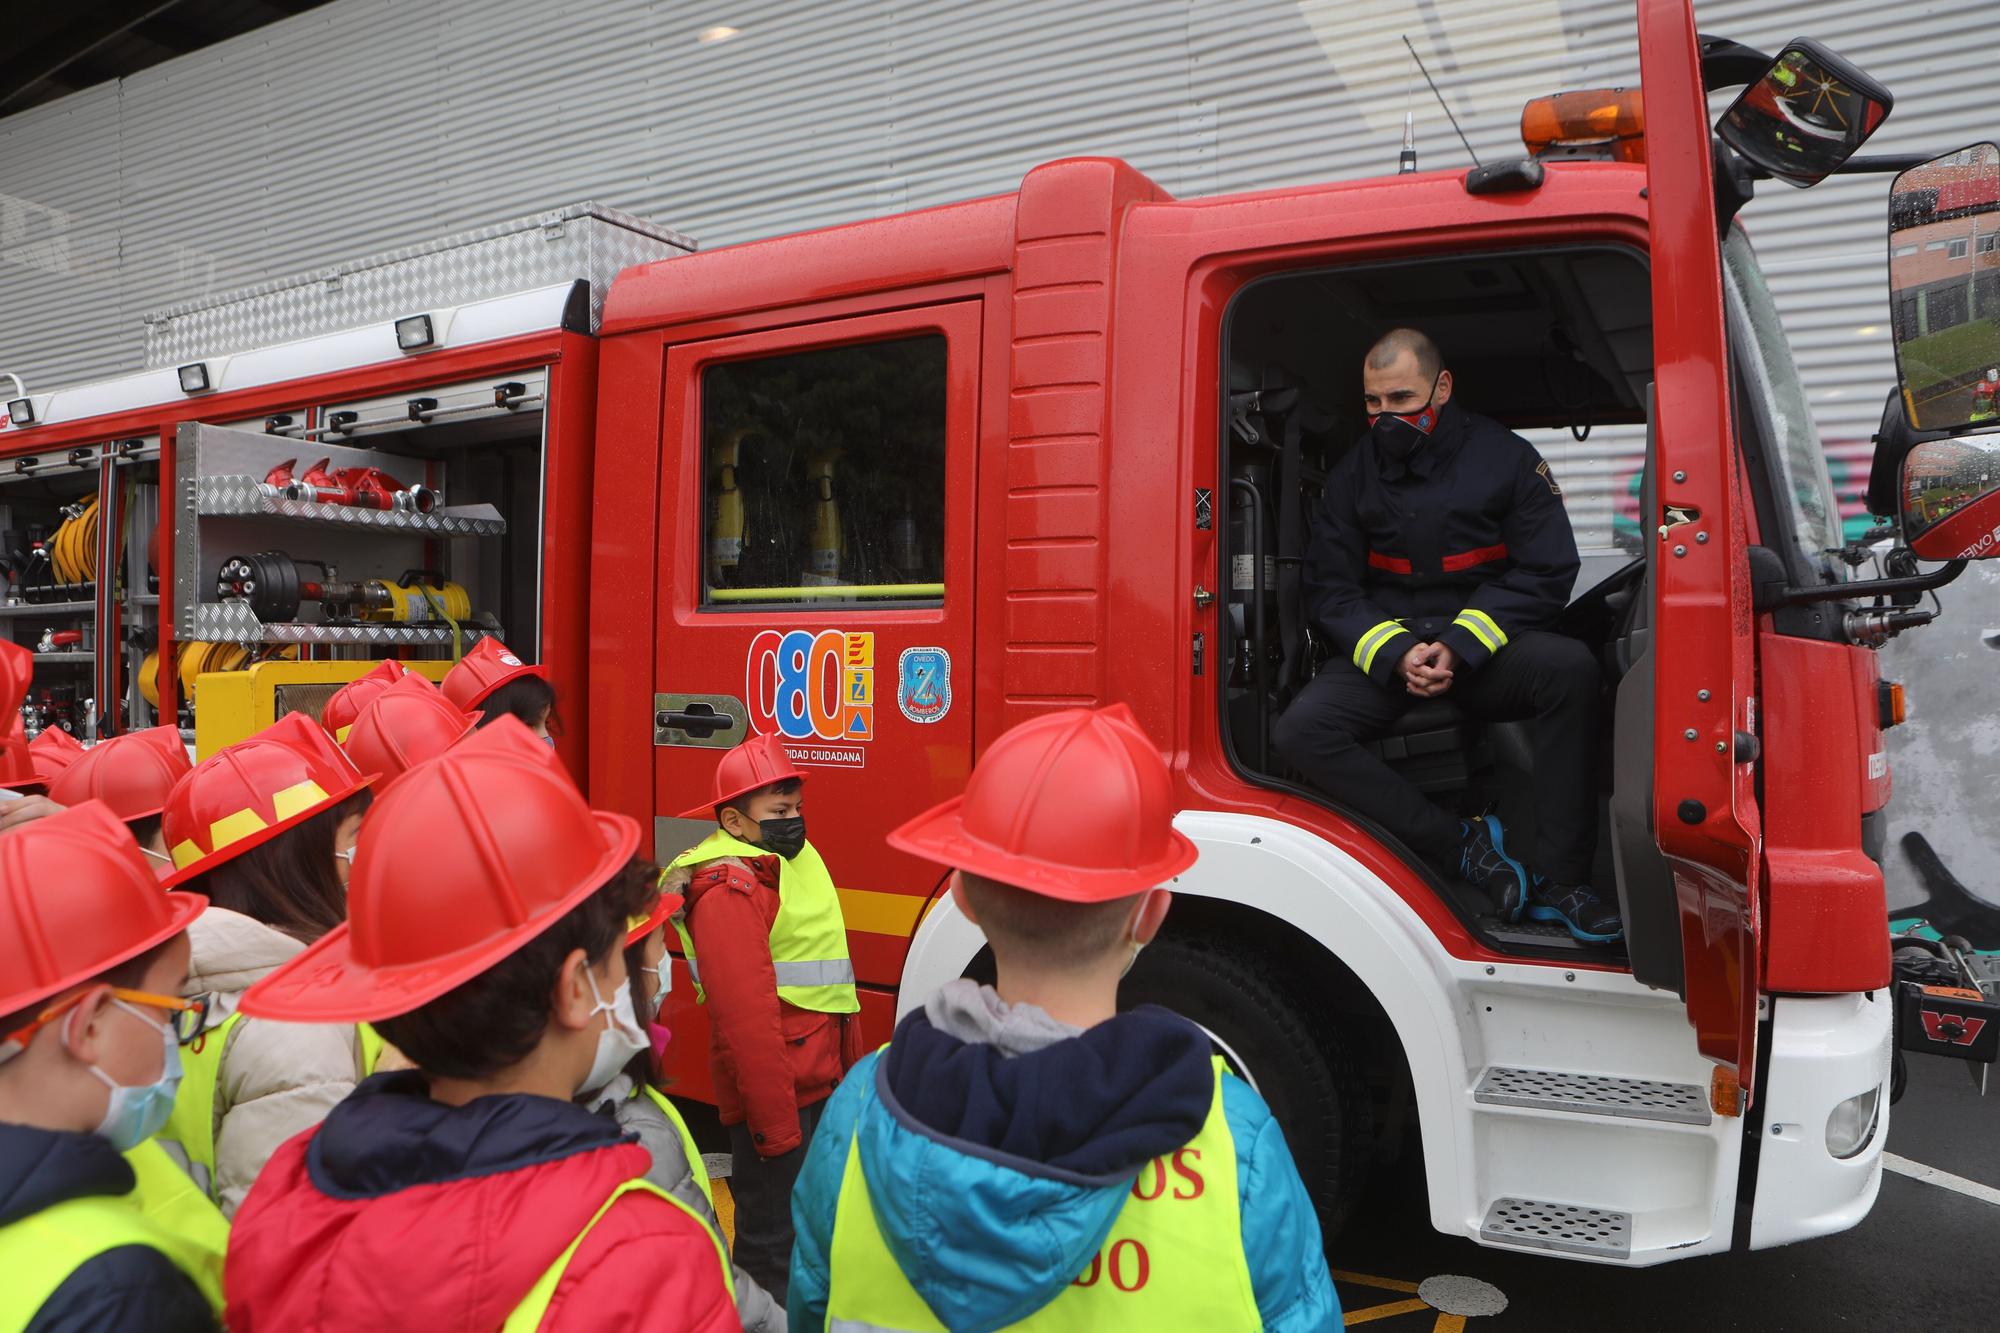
[641, 957, 671, 1021]
[577, 966, 649, 1097]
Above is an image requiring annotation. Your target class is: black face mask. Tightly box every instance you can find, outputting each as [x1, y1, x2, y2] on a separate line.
[754, 815, 807, 860]
[1369, 375, 1443, 463]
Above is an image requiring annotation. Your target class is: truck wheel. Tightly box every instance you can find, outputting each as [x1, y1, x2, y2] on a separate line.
[1119, 937, 1374, 1236]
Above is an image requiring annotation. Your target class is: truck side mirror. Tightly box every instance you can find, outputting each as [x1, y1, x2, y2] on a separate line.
[1716, 39, 1891, 188]
[1888, 143, 2000, 432]
[1902, 433, 2000, 560]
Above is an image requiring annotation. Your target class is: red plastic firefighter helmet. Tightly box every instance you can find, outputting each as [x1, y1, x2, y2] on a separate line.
[0, 640, 39, 791]
[440, 637, 547, 713]
[320, 659, 408, 742]
[160, 711, 375, 888]
[0, 801, 207, 1026]
[239, 716, 641, 1024]
[48, 726, 193, 823]
[342, 673, 477, 788]
[887, 704, 1198, 903]
[676, 731, 805, 819]
[29, 726, 86, 781]
[626, 874, 685, 946]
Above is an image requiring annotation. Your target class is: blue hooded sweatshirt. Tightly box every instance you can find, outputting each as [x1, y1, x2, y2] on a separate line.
[788, 983, 1339, 1331]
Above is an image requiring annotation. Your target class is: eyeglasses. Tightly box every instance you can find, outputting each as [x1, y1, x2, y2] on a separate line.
[0, 987, 209, 1064]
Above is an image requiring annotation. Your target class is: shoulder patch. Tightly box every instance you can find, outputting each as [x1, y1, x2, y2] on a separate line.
[1536, 459, 1562, 497]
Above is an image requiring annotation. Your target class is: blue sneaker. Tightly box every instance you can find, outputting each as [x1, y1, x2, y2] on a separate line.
[1527, 877, 1625, 944]
[1459, 817, 1529, 922]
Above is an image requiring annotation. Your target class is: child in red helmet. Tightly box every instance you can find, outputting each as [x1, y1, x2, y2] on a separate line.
[442, 636, 559, 740]
[578, 880, 785, 1332]
[0, 801, 222, 1330]
[223, 719, 736, 1332]
[788, 705, 1339, 1332]
[317, 659, 408, 743]
[1, 726, 194, 877]
[665, 731, 860, 1306]
[340, 672, 478, 789]
[155, 712, 376, 1215]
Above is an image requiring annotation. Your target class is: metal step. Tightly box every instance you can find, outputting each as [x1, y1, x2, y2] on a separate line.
[1474, 1066, 1712, 1125]
[1481, 1198, 1632, 1259]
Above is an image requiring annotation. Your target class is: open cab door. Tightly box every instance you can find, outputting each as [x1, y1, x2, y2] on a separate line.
[1635, 0, 1763, 1105]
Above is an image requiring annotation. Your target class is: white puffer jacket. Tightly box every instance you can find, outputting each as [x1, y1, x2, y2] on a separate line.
[182, 906, 361, 1216]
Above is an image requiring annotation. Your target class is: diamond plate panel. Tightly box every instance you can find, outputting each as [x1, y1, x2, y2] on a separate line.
[1474, 1067, 1712, 1126]
[196, 476, 507, 537]
[187, 599, 502, 647]
[1481, 1199, 1632, 1260]
[143, 203, 693, 367]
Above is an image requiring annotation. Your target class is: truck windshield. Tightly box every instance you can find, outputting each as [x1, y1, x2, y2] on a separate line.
[1721, 227, 1847, 581]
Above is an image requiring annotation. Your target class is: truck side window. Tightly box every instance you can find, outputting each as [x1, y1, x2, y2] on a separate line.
[700, 335, 947, 608]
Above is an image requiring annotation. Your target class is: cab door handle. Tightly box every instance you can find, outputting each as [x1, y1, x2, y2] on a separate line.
[653, 693, 749, 749]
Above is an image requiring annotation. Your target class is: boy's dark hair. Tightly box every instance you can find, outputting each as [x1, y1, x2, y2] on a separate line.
[477, 675, 561, 736]
[126, 813, 163, 847]
[957, 871, 1140, 967]
[719, 776, 801, 822]
[375, 858, 657, 1081]
[182, 792, 370, 944]
[0, 940, 172, 1044]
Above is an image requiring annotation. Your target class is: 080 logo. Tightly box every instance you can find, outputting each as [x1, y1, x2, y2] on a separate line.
[746, 629, 874, 743]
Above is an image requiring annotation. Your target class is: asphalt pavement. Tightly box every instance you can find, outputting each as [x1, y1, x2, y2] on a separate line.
[1329, 1053, 2000, 1331]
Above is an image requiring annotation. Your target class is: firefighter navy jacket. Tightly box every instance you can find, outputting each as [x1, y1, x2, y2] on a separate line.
[1306, 402, 1580, 688]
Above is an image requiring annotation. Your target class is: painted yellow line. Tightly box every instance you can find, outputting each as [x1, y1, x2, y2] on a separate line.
[1433, 1316, 1466, 1333]
[1331, 1270, 1422, 1294]
[838, 886, 926, 937]
[1344, 1297, 1432, 1324]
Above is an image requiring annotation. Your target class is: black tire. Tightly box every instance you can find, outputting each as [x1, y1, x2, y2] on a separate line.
[1118, 936, 1374, 1237]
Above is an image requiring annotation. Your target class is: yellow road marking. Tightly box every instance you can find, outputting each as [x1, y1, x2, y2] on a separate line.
[1345, 1297, 1432, 1324]
[1331, 1270, 1422, 1294]
[1433, 1317, 1467, 1333]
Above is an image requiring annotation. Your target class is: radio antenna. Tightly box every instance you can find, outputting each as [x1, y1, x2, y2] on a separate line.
[1401, 36, 1482, 168]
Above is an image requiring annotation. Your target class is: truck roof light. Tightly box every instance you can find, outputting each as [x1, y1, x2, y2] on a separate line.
[1521, 89, 1646, 164]
[5, 397, 31, 427]
[395, 314, 436, 351]
[177, 363, 211, 394]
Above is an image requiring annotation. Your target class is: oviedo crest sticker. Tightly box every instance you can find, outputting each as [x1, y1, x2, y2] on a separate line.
[897, 647, 952, 724]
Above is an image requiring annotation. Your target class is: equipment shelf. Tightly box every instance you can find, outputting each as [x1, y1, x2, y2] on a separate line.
[195, 477, 506, 537]
[0, 600, 96, 617]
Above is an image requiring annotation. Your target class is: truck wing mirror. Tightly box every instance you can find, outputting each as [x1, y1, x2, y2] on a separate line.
[1716, 39, 1891, 188]
[1888, 143, 2000, 432]
[1901, 433, 2000, 561]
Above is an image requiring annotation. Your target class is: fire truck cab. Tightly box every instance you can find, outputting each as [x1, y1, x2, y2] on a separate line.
[588, 0, 1995, 1264]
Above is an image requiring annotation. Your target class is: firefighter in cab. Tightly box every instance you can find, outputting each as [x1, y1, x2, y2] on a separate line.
[1276, 328, 1622, 945]
[666, 732, 860, 1307]
[0, 802, 223, 1331]
[219, 719, 737, 1330]
[788, 705, 1339, 1332]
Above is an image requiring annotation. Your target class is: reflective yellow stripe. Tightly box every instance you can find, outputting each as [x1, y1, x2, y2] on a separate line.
[1354, 621, 1409, 674]
[1454, 609, 1508, 653]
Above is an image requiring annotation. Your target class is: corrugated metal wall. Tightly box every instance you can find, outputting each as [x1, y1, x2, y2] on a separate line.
[2, 0, 1993, 895]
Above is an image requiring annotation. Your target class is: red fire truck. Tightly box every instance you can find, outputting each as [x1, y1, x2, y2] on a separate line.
[7, 0, 1999, 1265]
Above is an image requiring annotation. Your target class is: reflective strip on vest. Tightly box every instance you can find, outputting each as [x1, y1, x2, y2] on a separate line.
[824, 1057, 1260, 1331]
[668, 829, 859, 1015]
[122, 1139, 228, 1311]
[643, 1084, 716, 1209]
[0, 1167, 226, 1324]
[501, 1177, 730, 1331]
[161, 1007, 379, 1200]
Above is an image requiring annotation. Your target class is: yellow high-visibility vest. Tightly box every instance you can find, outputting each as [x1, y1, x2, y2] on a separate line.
[825, 1058, 1260, 1331]
[0, 1157, 225, 1326]
[160, 1008, 380, 1200]
[500, 1177, 730, 1330]
[669, 830, 859, 1014]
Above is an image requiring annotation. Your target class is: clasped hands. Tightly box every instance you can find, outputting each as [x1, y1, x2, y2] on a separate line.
[1397, 641, 1459, 697]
